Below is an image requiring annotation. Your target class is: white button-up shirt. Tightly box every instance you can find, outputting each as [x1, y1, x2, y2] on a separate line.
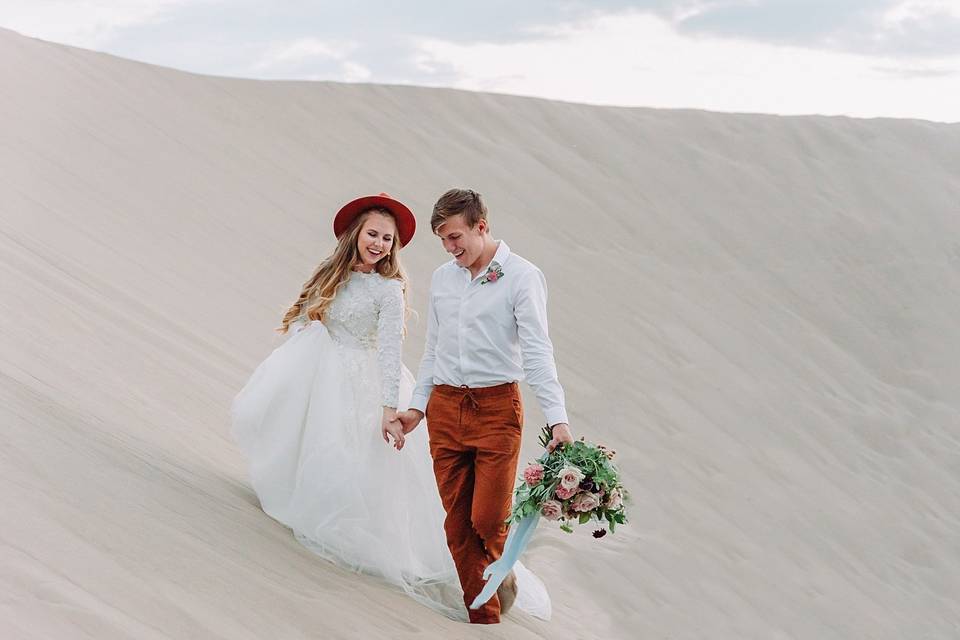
[411, 241, 568, 425]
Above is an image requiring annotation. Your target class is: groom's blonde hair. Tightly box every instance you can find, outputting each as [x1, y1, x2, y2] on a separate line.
[431, 188, 488, 233]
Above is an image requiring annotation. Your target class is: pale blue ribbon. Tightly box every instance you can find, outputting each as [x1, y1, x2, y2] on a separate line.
[469, 511, 541, 610]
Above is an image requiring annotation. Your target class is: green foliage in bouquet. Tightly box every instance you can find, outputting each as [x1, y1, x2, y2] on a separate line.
[508, 426, 628, 537]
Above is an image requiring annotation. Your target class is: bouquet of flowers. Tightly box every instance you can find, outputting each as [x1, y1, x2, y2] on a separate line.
[508, 426, 628, 537]
[471, 427, 630, 610]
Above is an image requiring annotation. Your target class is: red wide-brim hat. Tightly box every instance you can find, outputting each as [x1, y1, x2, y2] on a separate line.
[333, 193, 417, 247]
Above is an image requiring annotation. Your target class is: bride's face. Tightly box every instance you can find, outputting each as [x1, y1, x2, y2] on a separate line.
[356, 212, 397, 267]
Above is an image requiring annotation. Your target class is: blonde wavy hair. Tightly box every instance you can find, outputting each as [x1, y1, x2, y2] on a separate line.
[279, 208, 408, 334]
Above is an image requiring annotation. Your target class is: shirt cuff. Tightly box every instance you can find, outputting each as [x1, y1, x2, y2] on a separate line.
[409, 392, 430, 414]
[544, 407, 569, 426]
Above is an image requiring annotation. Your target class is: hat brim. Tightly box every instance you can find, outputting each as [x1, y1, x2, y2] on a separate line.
[333, 194, 417, 248]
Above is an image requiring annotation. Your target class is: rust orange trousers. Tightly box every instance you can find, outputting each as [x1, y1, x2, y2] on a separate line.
[426, 382, 523, 624]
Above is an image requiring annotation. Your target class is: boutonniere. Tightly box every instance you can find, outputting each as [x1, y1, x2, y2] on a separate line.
[480, 264, 504, 285]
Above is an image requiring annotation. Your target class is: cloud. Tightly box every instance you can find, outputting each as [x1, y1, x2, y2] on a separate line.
[0, 0, 199, 47]
[873, 65, 959, 78]
[253, 37, 353, 69]
[411, 10, 960, 122]
[249, 38, 374, 83]
[872, 0, 960, 56]
[664, 0, 960, 58]
[341, 61, 372, 82]
[7, 1, 960, 59]
[3, 1, 959, 120]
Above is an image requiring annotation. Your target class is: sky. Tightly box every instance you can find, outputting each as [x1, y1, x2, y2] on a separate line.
[2, 0, 960, 122]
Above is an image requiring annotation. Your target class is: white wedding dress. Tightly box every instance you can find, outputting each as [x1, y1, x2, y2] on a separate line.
[231, 270, 551, 621]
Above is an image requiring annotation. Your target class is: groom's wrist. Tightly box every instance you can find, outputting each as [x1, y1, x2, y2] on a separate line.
[409, 395, 428, 415]
[544, 407, 568, 426]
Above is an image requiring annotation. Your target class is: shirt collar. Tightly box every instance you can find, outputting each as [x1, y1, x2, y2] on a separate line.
[464, 240, 511, 281]
[490, 240, 511, 268]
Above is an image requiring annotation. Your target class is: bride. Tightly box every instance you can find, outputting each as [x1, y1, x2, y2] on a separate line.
[230, 193, 550, 621]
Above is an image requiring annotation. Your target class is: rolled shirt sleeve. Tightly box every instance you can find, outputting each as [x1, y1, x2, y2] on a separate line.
[410, 271, 440, 413]
[514, 267, 568, 425]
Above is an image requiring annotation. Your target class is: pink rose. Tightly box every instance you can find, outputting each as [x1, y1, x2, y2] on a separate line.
[555, 485, 577, 500]
[571, 492, 601, 513]
[558, 466, 585, 490]
[540, 500, 563, 521]
[523, 463, 545, 486]
[605, 487, 623, 510]
[487, 271, 499, 281]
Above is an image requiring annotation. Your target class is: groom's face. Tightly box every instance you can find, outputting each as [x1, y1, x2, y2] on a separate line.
[436, 214, 487, 269]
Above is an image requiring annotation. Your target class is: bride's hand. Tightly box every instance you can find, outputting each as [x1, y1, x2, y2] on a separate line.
[381, 407, 405, 451]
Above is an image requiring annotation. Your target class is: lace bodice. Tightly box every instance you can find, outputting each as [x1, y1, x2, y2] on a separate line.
[299, 272, 405, 408]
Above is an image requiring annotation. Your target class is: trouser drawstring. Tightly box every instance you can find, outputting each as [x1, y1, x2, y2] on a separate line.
[459, 385, 480, 425]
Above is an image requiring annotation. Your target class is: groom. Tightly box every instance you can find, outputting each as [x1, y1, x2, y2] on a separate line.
[397, 188, 573, 624]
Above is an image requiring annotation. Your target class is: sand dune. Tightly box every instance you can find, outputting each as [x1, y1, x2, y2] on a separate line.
[2, 26, 959, 639]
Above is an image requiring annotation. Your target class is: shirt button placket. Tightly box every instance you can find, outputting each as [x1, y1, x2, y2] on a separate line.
[458, 282, 468, 384]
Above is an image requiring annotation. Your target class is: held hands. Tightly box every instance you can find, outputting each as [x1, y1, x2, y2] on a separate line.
[396, 409, 424, 435]
[546, 422, 574, 453]
[388, 410, 569, 451]
[381, 407, 405, 451]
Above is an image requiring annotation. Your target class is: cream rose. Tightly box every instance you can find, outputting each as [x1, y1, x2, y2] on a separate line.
[558, 466, 585, 490]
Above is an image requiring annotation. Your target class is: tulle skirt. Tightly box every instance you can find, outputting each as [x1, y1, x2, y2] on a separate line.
[231, 320, 550, 621]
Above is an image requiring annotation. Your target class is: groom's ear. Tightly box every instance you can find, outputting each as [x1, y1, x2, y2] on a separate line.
[476, 218, 488, 234]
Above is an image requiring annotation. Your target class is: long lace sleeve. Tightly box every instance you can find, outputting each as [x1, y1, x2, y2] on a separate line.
[375, 278, 404, 408]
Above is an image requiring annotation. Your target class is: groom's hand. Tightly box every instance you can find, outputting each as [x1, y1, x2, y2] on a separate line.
[396, 409, 424, 435]
[546, 422, 574, 452]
